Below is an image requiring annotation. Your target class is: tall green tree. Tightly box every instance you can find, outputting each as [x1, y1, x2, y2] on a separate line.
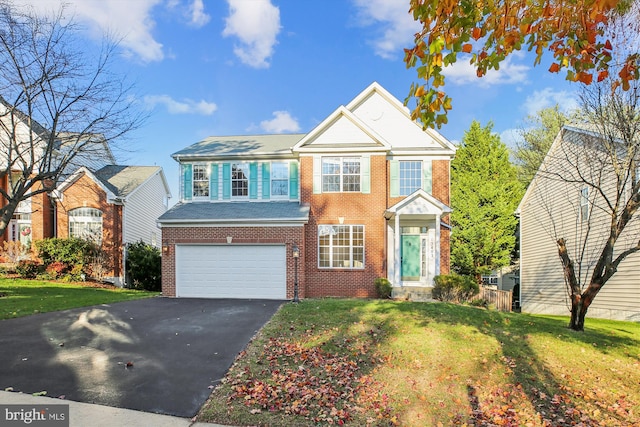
[514, 106, 577, 187]
[451, 121, 524, 279]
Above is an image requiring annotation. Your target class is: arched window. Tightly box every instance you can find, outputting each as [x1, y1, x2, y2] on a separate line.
[68, 207, 103, 244]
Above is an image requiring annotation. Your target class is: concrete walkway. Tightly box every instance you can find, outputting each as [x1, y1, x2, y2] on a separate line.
[0, 391, 227, 427]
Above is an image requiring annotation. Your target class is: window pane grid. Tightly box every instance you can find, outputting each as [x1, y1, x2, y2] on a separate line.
[69, 208, 103, 244]
[322, 157, 360, 192]
[193, 165, 209, 197]
[232, 164, 248, 197]
[317, 225, 364, 269]
[271, 162, 289, 196]
[399, 161, 421, 196]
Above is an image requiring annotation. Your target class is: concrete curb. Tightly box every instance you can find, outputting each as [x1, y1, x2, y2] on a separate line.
[0, 391, 228, 427]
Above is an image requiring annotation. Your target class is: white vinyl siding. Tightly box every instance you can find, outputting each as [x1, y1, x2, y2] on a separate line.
[123, 171, 168, 247]
[519, 129, 640, 321]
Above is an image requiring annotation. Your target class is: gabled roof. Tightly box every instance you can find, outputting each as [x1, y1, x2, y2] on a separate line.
[172, 134, 305, 161]
[170, 83, 456, 161]
[94, 165, 169, 198]
[157, 201, 310, 225]
[55, 165, 170, 202]
[292, 106, 391, 152]
[516, 125, 603, 214]
[0, 95, 49, 140]
[384, 189, 452, 218]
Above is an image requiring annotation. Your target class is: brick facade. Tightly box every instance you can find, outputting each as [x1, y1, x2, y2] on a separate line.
[160, 226, 305, 298]
[300, 155, 388, 298]
[55, 173, 122, 277]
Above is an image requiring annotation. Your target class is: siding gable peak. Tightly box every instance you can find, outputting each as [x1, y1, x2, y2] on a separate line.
[292, 106, 390, 153]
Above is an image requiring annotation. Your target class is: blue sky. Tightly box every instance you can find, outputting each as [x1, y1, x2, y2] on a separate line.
[20, 0, 580, 204]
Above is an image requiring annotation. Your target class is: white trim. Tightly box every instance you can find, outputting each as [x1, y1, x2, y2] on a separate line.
[293, 106, 391, 151]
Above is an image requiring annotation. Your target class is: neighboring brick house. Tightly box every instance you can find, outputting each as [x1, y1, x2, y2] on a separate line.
[53, 165, 171, 285]
[158, 82, 456, 299]
[1, 97, 171, 284]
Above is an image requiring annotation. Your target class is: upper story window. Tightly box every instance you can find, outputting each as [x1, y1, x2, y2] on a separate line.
[193, 165, 209, 198]
[390, 159, 432, 197]
[69, 207, 102, 244]
[232, 163, 249, 197]
[318, 224, 364, 269]
[580, 187, 589, 221]
[322, 157, 360, 192]
[399, 161, 422, 196]
[271, 162, 289, 197]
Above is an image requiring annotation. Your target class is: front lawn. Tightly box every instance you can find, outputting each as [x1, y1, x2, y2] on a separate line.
[0, 278, 158, 320]
[198, 298, 640, 427]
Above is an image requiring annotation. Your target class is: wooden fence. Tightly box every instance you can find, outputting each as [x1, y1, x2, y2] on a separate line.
[479, 286, 513, 312]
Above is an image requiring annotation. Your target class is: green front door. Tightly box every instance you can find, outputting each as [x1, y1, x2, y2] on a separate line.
[401, 235, 420, 280]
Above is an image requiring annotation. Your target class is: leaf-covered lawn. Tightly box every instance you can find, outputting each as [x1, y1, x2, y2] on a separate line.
[0, 277, 157, 320]
[198, 299, 640, 426]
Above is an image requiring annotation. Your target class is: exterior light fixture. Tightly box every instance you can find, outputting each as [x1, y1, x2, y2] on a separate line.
[292, 244, 300, 303]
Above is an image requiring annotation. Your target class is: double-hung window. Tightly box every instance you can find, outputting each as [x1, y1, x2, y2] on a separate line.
[580, 187, 589, 221]
[322, 157, 360, 192]
[399, 160, 422, 196]
[192, 165, 209, 198]
[318, 225, 364, 269]
[232, 163, 249, 197]
[271, 162, 289, 197]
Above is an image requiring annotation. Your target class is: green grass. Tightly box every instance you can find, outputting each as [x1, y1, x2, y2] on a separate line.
[0, 277, 158, 320]
[198, 299, 640, 427]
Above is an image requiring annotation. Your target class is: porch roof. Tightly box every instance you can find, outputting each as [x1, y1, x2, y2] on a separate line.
[384, 189, 451, 219]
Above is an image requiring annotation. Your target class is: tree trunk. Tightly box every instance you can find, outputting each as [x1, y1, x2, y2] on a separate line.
[569, 294, 590, 331]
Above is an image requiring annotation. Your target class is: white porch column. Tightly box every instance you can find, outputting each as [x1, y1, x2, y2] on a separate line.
[435, 214, 441, 275]
[394, 213, 401, 286]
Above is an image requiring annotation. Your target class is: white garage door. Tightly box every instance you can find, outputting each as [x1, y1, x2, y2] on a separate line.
[175, 245, 286, 299]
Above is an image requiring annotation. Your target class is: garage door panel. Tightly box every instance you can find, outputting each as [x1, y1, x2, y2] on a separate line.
[175, 245, 286, 299]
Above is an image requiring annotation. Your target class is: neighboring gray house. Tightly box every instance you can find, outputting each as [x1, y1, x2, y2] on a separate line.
[517, 125, 640, 322]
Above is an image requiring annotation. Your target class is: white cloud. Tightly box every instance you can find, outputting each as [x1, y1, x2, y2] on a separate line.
[352, 0, 421, 60]
[443, 52, 529, 87]
[187, 0, 210, 27]
[222, 0, 281, 68]
[260, 111, 301, 133]
[522, 87, 579, 116]
[144, 95, 217, 115]
[18, 0, 165, 62]
[500, 128, 524, 150]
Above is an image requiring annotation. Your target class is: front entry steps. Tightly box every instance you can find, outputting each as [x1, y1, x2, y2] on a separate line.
[392, 286, 435, 302]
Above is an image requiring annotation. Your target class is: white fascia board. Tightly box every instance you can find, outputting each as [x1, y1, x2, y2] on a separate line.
[388, 150, 455, 158]
[293, 106, 391, 151]
[55, 166, 117, 201]
[345, 82, 411, 117]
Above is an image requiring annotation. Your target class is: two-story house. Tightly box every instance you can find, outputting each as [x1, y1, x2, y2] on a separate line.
[1, 96, 171, 285]
[158, 83, 456, 299]
[518, 125, 640, 321]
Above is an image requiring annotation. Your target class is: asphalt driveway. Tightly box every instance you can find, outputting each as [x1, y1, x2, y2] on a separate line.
[0, 297, 283, 417]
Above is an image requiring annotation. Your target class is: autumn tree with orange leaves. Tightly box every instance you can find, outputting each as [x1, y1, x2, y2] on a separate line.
[404, 0, 640, 128]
